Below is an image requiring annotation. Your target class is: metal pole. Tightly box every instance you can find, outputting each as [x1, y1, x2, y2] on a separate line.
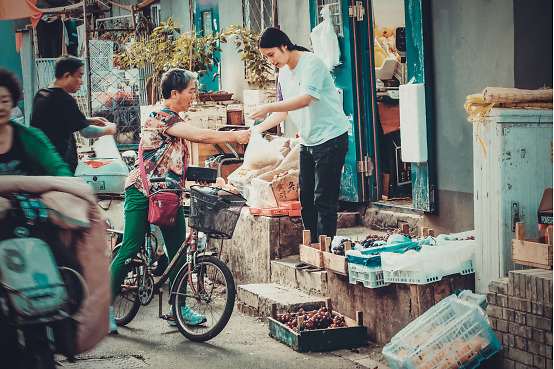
[83, 0, 92, 116]
[272, 0, 278, 28]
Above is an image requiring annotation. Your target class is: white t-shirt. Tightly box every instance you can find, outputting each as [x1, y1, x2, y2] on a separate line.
[278, 52, 350, 146]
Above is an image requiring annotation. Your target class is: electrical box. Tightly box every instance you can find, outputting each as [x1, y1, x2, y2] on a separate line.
[474, 108, 553, 293]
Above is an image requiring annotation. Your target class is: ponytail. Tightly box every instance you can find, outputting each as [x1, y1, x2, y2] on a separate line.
[259, 27, 310, 52]
[292, 44, 310, 52]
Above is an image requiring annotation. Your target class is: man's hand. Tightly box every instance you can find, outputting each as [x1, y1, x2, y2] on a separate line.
[88, 117, 110, 127]
[234, 129, 251, 144]
[103, 122, 117, 136]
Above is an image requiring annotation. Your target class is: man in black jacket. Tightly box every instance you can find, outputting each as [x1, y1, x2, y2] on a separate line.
[31, 55, 116, 172]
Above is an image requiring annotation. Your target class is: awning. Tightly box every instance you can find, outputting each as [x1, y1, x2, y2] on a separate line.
[0, 0, 42, 28]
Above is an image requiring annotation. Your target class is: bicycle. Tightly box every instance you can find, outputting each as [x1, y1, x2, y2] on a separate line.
[111, 179, 246, 342]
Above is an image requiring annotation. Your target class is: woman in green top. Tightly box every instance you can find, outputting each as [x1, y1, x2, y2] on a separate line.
[0, 67, 73, 176]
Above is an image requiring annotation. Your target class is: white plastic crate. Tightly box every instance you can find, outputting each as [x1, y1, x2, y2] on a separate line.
[383, 295, 502, 369]
[383, 257, 475, 285]
[347, 263, 390, 289]
[381, 240, 476, 285]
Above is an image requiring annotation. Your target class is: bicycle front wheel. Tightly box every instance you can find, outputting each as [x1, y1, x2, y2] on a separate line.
[112, 246, 141, 326]
[172, 256, 235, 342]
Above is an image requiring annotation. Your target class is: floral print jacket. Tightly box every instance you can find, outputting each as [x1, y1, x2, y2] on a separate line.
[125, 108, 189, 196]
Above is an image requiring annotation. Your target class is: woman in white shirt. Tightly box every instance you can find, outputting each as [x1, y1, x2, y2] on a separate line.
[250, 27, 350, 244]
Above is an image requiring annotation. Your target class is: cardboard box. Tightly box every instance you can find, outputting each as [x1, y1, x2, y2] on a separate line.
[538, 188, 553, 225]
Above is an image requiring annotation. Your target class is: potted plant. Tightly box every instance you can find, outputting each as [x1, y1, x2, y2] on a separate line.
[221, 26, 276, 126]
[113, 17, 229, 104]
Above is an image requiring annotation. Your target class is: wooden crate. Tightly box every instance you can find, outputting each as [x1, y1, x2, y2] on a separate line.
[299, 232, 351, 276]
[321, 237, 350, 276]
[268, 300, 367, 352]
[299, 231, 324, 268]
[512, 222, 553, 269]
[322, 252, 348, 276]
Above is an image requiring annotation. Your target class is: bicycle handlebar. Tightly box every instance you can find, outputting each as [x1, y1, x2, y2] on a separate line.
[149, 178, 246, 202]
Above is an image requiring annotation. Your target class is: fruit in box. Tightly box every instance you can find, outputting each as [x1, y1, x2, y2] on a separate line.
[275, 307, 348, 332]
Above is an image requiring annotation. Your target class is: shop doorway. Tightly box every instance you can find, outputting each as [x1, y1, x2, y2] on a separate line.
[347, 0, 436, 212]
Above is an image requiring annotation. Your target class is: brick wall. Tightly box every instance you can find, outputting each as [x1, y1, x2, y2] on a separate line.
[487, 269, 553, 369]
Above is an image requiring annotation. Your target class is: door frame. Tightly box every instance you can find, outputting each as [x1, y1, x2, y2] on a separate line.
[339, 0, 436, 211]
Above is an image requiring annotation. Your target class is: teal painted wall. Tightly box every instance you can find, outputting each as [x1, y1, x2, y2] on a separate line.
[0, 21, 24, 111]
[195, 0, 220, 92]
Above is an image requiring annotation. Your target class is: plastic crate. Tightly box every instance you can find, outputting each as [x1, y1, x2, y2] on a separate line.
[347, 263, 390, 289]
[383, 258, 475, 285]
[383, 295, 502, 369]
[381, 241, 475, 285]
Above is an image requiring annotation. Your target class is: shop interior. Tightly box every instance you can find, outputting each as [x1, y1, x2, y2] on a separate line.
[372, 0, 412, 205]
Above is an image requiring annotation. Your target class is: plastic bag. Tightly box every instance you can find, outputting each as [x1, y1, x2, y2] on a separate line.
[242, 133, 283, 170]
[310, 5, 340, 70]
[248, 178, 279, 208]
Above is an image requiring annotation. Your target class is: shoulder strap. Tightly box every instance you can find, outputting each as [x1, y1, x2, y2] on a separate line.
[138, 142, 150, 196]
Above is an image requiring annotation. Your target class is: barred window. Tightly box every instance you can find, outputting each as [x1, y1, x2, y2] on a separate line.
[243, 0, 275, 34]
[316, 0, 343, 37]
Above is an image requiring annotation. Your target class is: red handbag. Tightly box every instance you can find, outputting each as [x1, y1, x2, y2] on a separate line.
[138, 142, 184, 227]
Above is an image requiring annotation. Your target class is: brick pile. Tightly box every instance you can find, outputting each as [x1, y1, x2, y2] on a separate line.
[487, 269, 553, 369]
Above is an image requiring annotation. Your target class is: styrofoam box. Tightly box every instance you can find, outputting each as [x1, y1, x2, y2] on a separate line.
[347, 263, 390, 289]
[382, 295, 502, 369]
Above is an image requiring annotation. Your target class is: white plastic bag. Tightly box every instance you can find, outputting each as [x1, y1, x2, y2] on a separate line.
[242, 133, 283, 170]
[310, 5, 341, 70]
[248, 178, 279, 208]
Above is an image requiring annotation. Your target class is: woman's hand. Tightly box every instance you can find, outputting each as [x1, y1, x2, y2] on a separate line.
[234, 129, 251, 144]
[249, 104, 270, 121]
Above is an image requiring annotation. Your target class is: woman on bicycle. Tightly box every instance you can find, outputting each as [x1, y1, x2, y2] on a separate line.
[110, 68, 250, 334]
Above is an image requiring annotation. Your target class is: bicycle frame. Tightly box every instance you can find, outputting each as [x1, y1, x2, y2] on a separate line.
[151, 225, 217, 318]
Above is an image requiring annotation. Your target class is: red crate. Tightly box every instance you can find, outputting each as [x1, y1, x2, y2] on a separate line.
[289, 209, 301, 217]
[260, 207, 289, 216]
[280, 201, 301, 210]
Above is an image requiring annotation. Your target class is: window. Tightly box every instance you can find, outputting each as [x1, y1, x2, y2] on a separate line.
[316, 0, 343, 37]
[243, 0, 275, 34]
[151, 4, 161, 27]
[201, 10, 213, 35]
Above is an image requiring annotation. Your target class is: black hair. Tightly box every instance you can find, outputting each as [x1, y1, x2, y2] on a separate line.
[0, 68, 22, 108]
[258, 27, 310, 52]
[54, 55, 84, 79]
[160, 68, 197, 99]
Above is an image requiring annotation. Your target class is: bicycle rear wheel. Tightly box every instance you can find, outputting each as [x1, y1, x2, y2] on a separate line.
[172, 256, 235, 342]
[112, 246, 141, 326]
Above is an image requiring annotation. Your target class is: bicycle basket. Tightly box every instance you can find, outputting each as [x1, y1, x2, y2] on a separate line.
[188, 186, 246, 239]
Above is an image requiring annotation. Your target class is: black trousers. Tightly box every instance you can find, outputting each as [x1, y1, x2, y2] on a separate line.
[299, 132, 348, 244]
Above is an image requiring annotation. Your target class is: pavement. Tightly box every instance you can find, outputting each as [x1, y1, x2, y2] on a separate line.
[56, 292, 391, 369]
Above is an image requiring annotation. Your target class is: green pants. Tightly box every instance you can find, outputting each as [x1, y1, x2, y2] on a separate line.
[110, 186, 187, 303]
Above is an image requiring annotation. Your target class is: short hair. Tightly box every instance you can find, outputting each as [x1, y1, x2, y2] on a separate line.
[160, 68, 197, 99]
[0, 68, 22, 108]
[54, 55, 84, 79]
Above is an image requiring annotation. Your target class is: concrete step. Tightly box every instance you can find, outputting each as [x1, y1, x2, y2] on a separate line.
[236, 282, 325, 320]
[270, 255, 329, 296]
[337, 211, 360, 228]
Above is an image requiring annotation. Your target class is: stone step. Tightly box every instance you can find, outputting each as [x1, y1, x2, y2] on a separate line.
[236, 282, 326, 320]
[270, 255, 328, 296]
